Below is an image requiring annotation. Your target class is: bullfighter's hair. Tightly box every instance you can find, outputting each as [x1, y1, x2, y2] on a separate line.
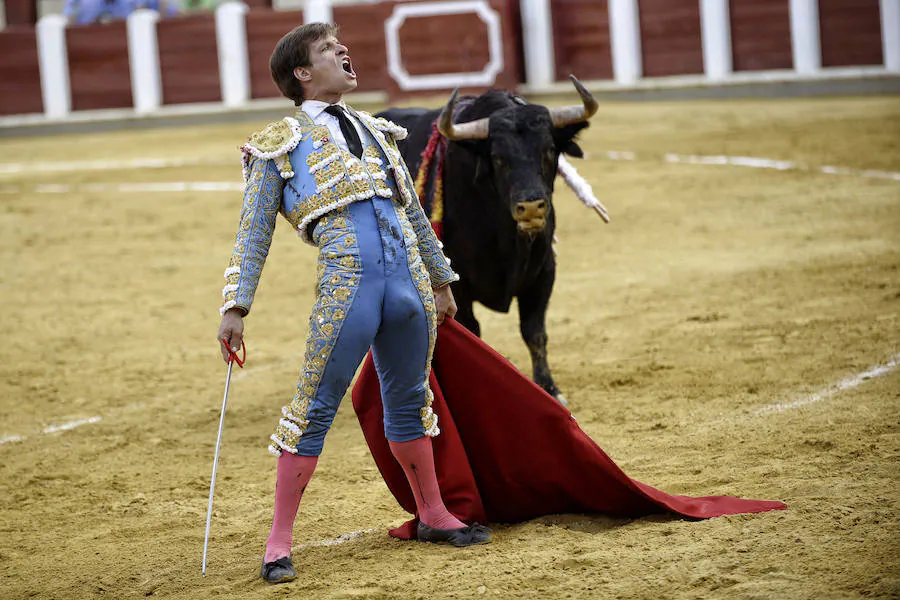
[270, 22, 339, 107]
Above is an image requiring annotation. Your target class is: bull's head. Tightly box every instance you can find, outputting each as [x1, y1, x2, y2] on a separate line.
[438, 76, 598, 235]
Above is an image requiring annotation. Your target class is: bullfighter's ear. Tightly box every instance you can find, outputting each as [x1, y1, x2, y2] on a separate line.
[553, 121, 589, 158]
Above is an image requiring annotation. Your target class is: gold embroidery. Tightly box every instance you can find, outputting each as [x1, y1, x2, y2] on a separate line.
[270, 227, 362, 456]
[246, 119, 295, 154]
[393, 206, 440, 437]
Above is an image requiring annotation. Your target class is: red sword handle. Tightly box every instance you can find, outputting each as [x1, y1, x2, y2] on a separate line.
[219, 338, 246, 368]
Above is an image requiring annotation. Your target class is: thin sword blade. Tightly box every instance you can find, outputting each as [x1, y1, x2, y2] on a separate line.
[202, 360, 234, 575]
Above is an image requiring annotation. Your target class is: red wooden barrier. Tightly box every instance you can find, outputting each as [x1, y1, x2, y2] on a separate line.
[639, 0, 704, 77]
[0, 1, 892, 119]
[730, 0, 793, 71]
[0, 27, 43, 116]
[245, 1, 521, 101]
[66, 21, 133, 111]
[819, 0, 883, 67]
[333, 2, 393, 94]
[158, 14, 221, 104]
[551, 0, 613, 81]
[5, 1, 37, 26]
[246, 9, 304, 99]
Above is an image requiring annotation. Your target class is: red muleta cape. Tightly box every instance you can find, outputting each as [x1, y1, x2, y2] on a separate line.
[351, 319, 786, 539]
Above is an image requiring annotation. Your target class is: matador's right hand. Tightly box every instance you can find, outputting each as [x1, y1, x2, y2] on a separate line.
[217, 308, 245, 363]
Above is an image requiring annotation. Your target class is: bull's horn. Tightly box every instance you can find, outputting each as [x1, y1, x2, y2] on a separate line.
[438, 88, 490, 141]
[548, 75, 599, 127]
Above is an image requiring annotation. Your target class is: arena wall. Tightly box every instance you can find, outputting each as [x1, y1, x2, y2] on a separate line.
[0, 0, 896, 120]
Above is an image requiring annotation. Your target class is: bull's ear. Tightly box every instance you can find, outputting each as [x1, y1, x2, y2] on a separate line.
[553, 122, 589, 158]
[561, 143, 584, 159]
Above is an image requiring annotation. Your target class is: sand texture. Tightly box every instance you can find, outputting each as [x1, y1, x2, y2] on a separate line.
[0, 96, 898, 599]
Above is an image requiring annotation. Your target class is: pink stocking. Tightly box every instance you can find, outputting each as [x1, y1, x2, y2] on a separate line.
[388, 436, 466, 530]
[264, 453, 318, 563]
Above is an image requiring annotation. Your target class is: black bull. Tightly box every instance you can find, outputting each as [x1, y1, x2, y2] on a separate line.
[377, 77, 598, 402]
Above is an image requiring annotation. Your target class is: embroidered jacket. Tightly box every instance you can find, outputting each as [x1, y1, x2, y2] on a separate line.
[220, 108, 458, 316]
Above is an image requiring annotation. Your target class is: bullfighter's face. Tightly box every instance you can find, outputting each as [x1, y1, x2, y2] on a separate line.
[294, 34, 358, 103]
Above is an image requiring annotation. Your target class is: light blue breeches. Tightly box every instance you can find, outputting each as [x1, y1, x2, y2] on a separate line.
[288, 196, 435, 456]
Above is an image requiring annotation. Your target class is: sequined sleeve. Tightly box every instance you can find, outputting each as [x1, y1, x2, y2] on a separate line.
[220, 157, 283, 316]
[394, 148, 459, 288]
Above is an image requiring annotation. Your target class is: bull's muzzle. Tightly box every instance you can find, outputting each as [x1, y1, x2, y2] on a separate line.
[514, 200, 548, 233]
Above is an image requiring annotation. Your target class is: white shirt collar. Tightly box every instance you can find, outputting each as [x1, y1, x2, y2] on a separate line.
[301, 99, 348, 120]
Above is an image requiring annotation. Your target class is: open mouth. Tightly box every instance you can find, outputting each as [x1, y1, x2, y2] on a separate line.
[341, 57, 356, 78]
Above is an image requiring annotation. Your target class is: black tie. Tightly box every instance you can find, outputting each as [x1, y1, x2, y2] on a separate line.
[324, 105, 363, 159]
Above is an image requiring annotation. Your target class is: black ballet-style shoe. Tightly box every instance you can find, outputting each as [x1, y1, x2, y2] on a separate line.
[417, 522, 492, 547]
[260, 555, 297, 584]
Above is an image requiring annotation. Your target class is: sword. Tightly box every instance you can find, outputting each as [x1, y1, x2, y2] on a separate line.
[202, 338, 246, 575]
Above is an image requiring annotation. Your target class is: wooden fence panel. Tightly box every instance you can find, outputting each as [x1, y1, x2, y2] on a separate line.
[67, 22, 133, 111]
[0, 27, 43, 116]
[337, 0, 521, 99]
[333, 3, 393, 94]
[551, 0, 612, 81]
[158, 15, 221, 104]
[818, 0, 883, 67]
[639, 0, 704, 77]
[730, 0, 793, 71]
[246, 10, 304, 99]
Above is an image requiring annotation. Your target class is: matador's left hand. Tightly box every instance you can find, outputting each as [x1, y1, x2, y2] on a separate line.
[433, 284, 457, 326]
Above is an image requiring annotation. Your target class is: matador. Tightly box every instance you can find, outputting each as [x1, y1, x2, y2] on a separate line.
[216, 22, 491, 584]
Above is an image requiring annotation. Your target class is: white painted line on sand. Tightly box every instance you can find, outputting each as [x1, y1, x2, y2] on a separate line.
[752, 354, 899, 416]
[0, 157, 229, 175]
[664, 153, 797, 171]
[1, 416, 102, 446]
[293, 528, 379, 550]
[4, 151, 898, 195]
[42, 416, 102, 434]
[282, 355, 900, 546]
[599, 150, 900, 181]
[3, 181, 243, 194]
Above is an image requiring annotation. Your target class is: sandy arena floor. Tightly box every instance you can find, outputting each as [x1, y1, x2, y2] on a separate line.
[0, 95, 898, 599]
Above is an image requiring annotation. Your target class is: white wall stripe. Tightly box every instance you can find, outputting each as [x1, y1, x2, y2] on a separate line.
[700, 0, 733, 80]
[126, 10, 163, 114]
[790, 0, 822, 75]
[35, 15, 72, 119]
[0, 435, 25, 445]
[883, 0, 900, 73]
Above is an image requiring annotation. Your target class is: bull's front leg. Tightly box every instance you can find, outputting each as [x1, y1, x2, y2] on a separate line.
[517, 264, 565, 405]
